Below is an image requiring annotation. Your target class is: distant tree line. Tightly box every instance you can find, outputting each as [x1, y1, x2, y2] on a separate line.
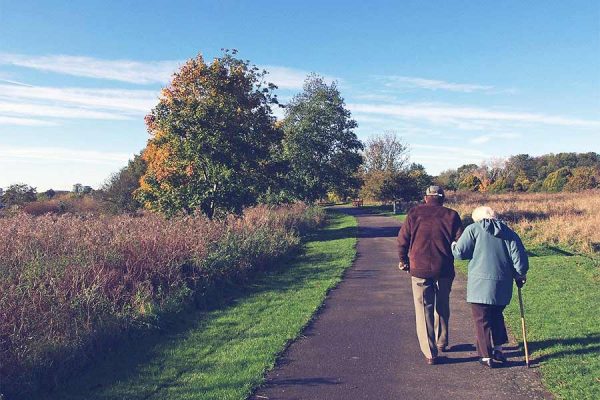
[436, 152, 600, 193]
[6, 51, 597, 215]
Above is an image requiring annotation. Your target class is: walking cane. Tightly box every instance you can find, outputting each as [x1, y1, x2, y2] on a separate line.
[517, 286, 530, 368]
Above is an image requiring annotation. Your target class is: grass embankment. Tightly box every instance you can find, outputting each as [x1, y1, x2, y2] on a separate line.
[456, 247, 599, 400]
[37, 211, 357, 400]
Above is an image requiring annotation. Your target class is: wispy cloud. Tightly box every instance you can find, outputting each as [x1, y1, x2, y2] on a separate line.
[0, 77, 34, 87]
[0, 52, 330, 90]
[381, 76, 495, 93]
[469, 133, 520, 144]
[349, 102, 600, 128]
[0, 53, 181, 84]
[0, 84, 157, 113]
[0, 101, 133, 120]
[0, 116, 59, 126]
[0, 83, 159, 125]
[0, 145, 131, 165]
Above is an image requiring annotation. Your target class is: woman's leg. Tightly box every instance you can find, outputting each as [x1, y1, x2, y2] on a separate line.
[491, 305, 508, 347]
[470, 303, 493, 358]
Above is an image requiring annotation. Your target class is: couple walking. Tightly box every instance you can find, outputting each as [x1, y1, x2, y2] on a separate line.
[397, 186, 528, 368]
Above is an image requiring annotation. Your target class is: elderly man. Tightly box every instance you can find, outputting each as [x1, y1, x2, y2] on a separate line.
[397, 186, 463, 365]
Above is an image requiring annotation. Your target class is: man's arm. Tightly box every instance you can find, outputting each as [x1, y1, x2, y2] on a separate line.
[452, 211, 464, 242]
[397, 215, 411, 267]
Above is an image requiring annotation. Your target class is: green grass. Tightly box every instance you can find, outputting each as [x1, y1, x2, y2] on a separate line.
[37, 212, 357, 400]
[456, 248, 600, 400]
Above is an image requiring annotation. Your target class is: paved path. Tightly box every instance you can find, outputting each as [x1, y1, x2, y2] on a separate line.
[252, 209, 550, 400]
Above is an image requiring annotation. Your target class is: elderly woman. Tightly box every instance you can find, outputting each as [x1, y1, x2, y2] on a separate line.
[452, 206, 528, 368]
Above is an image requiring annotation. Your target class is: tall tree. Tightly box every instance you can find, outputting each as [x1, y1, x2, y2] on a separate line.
[136, 50, 282, 217]
[362, 132, 409, 174]
[282, 74, 363, 202]
[100, 153, 147, 213]
[360, 132, 412, 202]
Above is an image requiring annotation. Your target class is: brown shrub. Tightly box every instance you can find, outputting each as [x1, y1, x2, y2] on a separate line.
[446, 190, 600, 253]
[0, 203, 324, 396]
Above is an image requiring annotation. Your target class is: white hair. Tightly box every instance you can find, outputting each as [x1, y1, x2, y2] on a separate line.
[472, 206, 497, 222]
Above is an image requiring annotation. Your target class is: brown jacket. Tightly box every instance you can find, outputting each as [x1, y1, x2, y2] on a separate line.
[397, 203, 463, 279]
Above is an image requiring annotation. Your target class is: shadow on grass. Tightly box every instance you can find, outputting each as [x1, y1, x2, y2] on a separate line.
[32, 213, 357, 400]
[527, 334, 600, 363]
[526, 245, 575, 257]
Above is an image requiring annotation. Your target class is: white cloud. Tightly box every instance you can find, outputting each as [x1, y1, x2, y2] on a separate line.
[0, 77, 34, 87]
[0, 52, 333, 90]
[0, 116, 59, 126]
[0, 145, 131, 165]
[381, 76, 495, 93]
[0, 101, 132, 120]
[0, 53, 181, 84]
[469, 133, 520, 144]
[0, 84, 157, 113]
[348, 102, 600, 128]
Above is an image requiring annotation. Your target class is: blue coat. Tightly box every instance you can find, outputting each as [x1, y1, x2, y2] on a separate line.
[452, 219, 529, 305]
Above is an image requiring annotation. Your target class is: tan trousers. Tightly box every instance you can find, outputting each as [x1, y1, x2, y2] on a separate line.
[411, 276, 453, 358]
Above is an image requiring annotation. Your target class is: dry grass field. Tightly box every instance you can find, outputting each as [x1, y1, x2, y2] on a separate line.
[446, 190, 600, 254]
[0, 204, 324, 397]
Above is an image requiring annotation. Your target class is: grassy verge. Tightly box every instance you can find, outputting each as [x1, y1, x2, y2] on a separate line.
[36, 211, 357, 400]
[455, 247, 600, 400]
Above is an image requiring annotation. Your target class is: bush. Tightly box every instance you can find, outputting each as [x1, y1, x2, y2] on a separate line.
[0, 203, 324, 397]
[458, 174, 482, 191]
[542, 167, 572, 192]
[564, 166, 599, 192]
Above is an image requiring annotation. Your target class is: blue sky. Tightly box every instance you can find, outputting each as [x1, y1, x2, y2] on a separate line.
[0, 0, 598, 190]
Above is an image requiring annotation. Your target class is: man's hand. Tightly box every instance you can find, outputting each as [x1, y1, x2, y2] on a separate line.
[398, 261, 410, 272]
[515, 276, 526, 288]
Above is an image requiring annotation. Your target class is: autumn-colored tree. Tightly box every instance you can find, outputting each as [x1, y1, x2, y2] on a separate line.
[564, 166, 599, 192]
[458, 174, 482, 192]
[136, 51, 282, 217]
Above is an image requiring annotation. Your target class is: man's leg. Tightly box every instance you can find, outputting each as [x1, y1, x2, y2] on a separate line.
[470, 303, 493, 358]
[434, 277, 453, 349]
[411, 277, 437, 359]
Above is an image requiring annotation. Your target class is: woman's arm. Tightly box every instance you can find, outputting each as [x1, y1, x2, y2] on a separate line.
[452, 225, 476, 260]
[509, 232, 529, 277]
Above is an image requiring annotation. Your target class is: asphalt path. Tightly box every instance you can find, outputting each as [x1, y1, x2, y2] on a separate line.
[252, 208, 550, 400]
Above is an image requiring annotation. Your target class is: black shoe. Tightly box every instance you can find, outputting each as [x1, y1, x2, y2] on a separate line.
[492, 350, 507, 363]
[478, 358, 495, 368]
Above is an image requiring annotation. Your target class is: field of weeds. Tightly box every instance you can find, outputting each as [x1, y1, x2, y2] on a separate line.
[446, 190, 600, 254]
[0, 203, 324, 398]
